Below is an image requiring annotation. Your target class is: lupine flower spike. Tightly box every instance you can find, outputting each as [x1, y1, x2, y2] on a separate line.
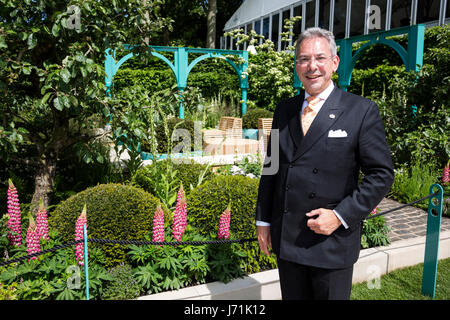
[36, 198, 49, 241]
[218, 203, 231, 240]
[152, 205, 165, 245]
[442, 163, 449, 185]
[26, 215, 40, 261]
[172, 184, 187, 242]
[7, 179, 22, 247]
[75, 204, 88, 266]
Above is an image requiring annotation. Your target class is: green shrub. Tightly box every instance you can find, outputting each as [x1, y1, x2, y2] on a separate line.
[101, 264, 141, 300]
[348, 65, 406, 98]
[49, 183, 169, 267]
[187, 175, 277, 274]
[242, 108, 274, 129]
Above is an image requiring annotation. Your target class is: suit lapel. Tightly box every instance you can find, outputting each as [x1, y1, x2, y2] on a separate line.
[293, 87, 344, 161]
[287, 92, 304, 151]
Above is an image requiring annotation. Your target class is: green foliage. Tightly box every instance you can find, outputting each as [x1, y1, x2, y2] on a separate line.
[348, 65, 406, 98]
[114, 68, 176, 97]
[389, 161, 439, 210]
[0, 230, 111, 300]
[206, 241, 247, 283]
[114, 57, 241, 105]
[373, 73, 449, 168]
[132, 159, 214, 200]
[246, 49, 296, 111]
[242, 108, 273, 129]
[0, 0, 172, 210]
[48, 184, 167, 267]
[361, 216, 391, 249]
[0, 281, 18, 300]
[187, 175, 277, 274]
[152, 117, 197, 154]
[128, 224, 246, 295]
[101, 263, 141, 300]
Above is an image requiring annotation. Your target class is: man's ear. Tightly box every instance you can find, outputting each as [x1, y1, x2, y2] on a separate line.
[332, 55, 340, 72]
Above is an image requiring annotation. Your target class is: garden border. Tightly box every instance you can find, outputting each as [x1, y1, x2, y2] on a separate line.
[1, 188, 448, 300]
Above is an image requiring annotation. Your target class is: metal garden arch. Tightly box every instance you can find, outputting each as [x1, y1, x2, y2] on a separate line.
[105, 45, 249, 118]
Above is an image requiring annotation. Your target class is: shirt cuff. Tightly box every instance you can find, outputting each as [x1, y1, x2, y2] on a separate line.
[256, 220, 271, 227]
[333, 209, 349, 229]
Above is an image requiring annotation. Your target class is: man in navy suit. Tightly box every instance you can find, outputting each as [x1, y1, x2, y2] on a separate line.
[255, 27, 394, 300]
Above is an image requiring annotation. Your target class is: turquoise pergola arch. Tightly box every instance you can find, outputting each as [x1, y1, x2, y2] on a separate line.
[105, 45, 249, 118]
[293, 24, 425, 114]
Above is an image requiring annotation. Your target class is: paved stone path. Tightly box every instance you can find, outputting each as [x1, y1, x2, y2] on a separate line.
[377, 197, 450, 242]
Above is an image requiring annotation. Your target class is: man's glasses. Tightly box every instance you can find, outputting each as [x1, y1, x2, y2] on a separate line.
[296, 55, 334, 66]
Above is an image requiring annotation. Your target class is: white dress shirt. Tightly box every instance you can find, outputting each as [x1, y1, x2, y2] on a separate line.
[256, 81, 349, 229]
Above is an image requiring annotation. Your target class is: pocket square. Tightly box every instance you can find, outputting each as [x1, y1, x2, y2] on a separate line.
[328, 129, 348, 138]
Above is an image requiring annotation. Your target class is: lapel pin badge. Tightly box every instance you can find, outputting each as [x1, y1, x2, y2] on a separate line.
[329, 114, 335, 119]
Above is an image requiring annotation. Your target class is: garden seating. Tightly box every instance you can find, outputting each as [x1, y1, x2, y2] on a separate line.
[202, 116, 243, 140]
[203, 137, 259, 155]
[258, 118, 273, 152]
[202, 116, 260, 155]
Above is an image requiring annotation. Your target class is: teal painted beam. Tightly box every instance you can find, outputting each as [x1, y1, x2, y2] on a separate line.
[421, 184, 443, 298]
[104, 46, 249, 118]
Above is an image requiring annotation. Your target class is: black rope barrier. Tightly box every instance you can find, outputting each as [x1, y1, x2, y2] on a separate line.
[0, 240, 83, 267]
[366, 191, 439, 220]
[1, 192, 448, 267]
[87, 238, 256, 246]
[0, 238, 257, 267]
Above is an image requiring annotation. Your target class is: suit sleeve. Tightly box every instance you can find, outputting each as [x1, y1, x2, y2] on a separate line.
[255, 107, 280, 223]
[334, 101, 395, 229]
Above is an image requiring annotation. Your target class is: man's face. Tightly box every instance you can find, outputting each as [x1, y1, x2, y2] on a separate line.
[295, 37, 340, 96]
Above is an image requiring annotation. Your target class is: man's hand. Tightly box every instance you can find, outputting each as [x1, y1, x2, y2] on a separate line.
[306, 208, 342, 235]
[257, 226, 272, 256]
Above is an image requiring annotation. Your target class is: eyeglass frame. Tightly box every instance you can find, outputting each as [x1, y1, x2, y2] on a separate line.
[295, 54, 336, 66]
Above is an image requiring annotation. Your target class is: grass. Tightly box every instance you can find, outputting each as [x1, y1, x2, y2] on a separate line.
[351, 258, 450, 300]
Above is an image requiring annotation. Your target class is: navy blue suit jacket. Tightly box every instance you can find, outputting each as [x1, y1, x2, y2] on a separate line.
[255, 86, 394, 269]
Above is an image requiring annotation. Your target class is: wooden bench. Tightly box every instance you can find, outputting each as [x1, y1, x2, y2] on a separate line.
[258, 118, 273, 152]
[203, 116, 243, 140]
[202, 116, 262, 155]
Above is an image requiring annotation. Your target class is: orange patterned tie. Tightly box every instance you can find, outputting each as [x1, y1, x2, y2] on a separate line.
[302, 96, 320, 135]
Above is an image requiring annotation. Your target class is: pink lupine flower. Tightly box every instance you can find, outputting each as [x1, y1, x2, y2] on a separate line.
[74, 204, 88, 266]
[172, 184, 187, 241]
[36, 198, 49, 241]
[370, 206, 378, 216]
[26, 215, 40, 261]
[443, 163, 449, 185]
[152, 205, 165, 245]
[218, 204, 231, 240]
[7, 179, 22, 247]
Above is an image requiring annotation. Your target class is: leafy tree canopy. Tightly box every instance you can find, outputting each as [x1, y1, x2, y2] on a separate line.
[0, 0, 171, 209]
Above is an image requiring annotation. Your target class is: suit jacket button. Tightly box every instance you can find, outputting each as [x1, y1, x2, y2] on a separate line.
[284, 208, 289, 213]
[309, 192, 316, 199]
[285, 184, 290, 190]
[313, 168, 318, 174]
[289, 163, 294, 168]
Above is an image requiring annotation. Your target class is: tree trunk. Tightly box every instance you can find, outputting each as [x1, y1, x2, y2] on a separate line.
[206, 0, 217, 49]
[31, 154, 57, 214]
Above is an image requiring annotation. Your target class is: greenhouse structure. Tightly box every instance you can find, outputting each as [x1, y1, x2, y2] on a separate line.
[221, 0, 450, 51]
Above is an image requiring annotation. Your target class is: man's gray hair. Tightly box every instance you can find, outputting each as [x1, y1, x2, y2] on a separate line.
[296, 27, 337, 57]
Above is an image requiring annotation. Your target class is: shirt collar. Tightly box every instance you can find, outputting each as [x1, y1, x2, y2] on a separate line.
[304, 81, 335, 102]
